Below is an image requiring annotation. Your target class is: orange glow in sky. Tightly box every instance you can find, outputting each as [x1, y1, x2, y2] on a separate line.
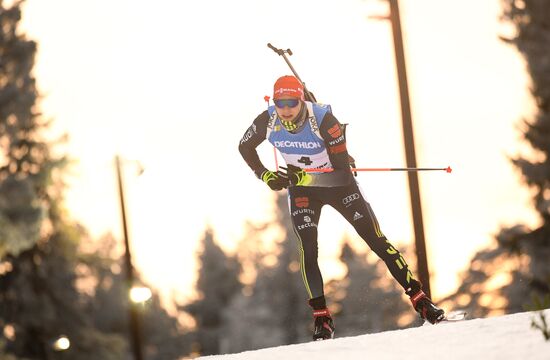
[20, 0, 539, 310]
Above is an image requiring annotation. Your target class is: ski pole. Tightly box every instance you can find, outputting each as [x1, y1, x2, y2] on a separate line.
[303, 166, 453, 173]
[267, 43, 317, 102]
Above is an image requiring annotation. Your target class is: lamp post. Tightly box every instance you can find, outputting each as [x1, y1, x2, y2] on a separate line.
[371, 0, 432, 297]
[115, 155, 144, 360]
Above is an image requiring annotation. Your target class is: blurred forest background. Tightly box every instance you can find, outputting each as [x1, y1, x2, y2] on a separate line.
[1, 0, 549, 359]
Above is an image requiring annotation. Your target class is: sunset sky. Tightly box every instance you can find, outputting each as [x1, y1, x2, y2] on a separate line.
[19, 0, 539, 309]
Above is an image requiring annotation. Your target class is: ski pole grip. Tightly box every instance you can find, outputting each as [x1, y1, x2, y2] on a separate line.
[267, 43, 278, 53]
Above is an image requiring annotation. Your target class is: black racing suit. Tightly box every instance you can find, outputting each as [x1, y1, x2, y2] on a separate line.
[239, 108, 420, 299]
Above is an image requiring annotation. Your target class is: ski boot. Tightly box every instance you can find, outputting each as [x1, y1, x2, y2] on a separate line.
[309, 296, 335, 340]
[312, 308, 335, 341]
[407, 288, 445, 324]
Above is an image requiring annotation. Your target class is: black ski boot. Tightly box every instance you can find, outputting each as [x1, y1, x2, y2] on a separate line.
[309, 296, 335, 340]
[407, 288, 445, 324]
[312, 308, 335, 341]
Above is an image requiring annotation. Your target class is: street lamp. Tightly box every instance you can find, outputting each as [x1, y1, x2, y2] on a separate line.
[130, 286, 152, 304]
[115, 155, 144, 360]
[52, 336, 70, 351]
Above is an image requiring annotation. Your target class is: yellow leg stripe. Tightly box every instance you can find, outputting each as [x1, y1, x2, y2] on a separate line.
[406, 270, 414, 284]
[287, 195, 313, 298]
[366, 205, 384, 238]
[293, 228, 313, 298]
[395, 258, 404, 269]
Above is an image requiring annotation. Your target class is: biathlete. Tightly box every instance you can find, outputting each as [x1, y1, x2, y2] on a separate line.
[238, 75, 445, 340]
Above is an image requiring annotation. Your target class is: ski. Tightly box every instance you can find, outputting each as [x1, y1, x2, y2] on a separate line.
[422, 310, 467, 326]
[442, 310, 467, 322]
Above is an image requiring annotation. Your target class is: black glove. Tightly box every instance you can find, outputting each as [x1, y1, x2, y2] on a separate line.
[261, 170, 289, 191]
[280, 164, 312, 186]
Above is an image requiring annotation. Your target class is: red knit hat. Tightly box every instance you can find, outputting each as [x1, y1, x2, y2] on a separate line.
[273, 75, 304, 100]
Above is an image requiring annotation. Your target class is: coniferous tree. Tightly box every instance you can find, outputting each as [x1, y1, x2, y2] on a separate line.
[265, 193, 311, 344]
[327, 240, 414, 336]
[0, 2, 126, 358]
[80, 233, 193, 360]
[0, 3, 200, 359]
[221, 192, 311, 353]
[438, 245, 519, 318]
[219, 221, 286, 353]
[0, 3, 192, 358]
[0, 0, 51, 258]
[440, 0, 550, 316]
[498, 0, 550, 298]
[182, 227, 241, 356]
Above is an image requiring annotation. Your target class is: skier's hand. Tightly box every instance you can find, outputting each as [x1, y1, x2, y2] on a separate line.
[261, 170, 289, 191]
[281, 164, 313, 186]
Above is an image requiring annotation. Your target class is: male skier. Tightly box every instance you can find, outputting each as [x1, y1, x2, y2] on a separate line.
[238, 75, 445, 340]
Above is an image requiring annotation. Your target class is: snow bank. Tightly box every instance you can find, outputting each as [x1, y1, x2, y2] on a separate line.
[200, 309, 550, 360]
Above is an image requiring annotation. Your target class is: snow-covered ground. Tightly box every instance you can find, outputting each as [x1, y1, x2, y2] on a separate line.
[200, 309, 550, 360]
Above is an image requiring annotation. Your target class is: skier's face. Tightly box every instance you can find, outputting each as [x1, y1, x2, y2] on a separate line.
[274, 96, 303, 122]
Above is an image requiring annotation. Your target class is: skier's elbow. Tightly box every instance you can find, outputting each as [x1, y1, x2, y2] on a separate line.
[238, 141, 247, 156]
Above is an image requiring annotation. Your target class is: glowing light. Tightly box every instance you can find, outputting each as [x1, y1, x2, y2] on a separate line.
[3, 324, 15, 340]
[130, 286, 152, 303]
[0, 262, 13, 275]
[484, 272, 513, 292]
[53, 336, 70, 351]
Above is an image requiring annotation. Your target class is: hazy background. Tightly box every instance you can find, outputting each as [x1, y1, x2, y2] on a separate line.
[19, 0, 538, 308]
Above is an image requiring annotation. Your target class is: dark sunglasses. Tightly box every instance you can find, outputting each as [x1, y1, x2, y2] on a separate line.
[274, 98, 300, 108]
